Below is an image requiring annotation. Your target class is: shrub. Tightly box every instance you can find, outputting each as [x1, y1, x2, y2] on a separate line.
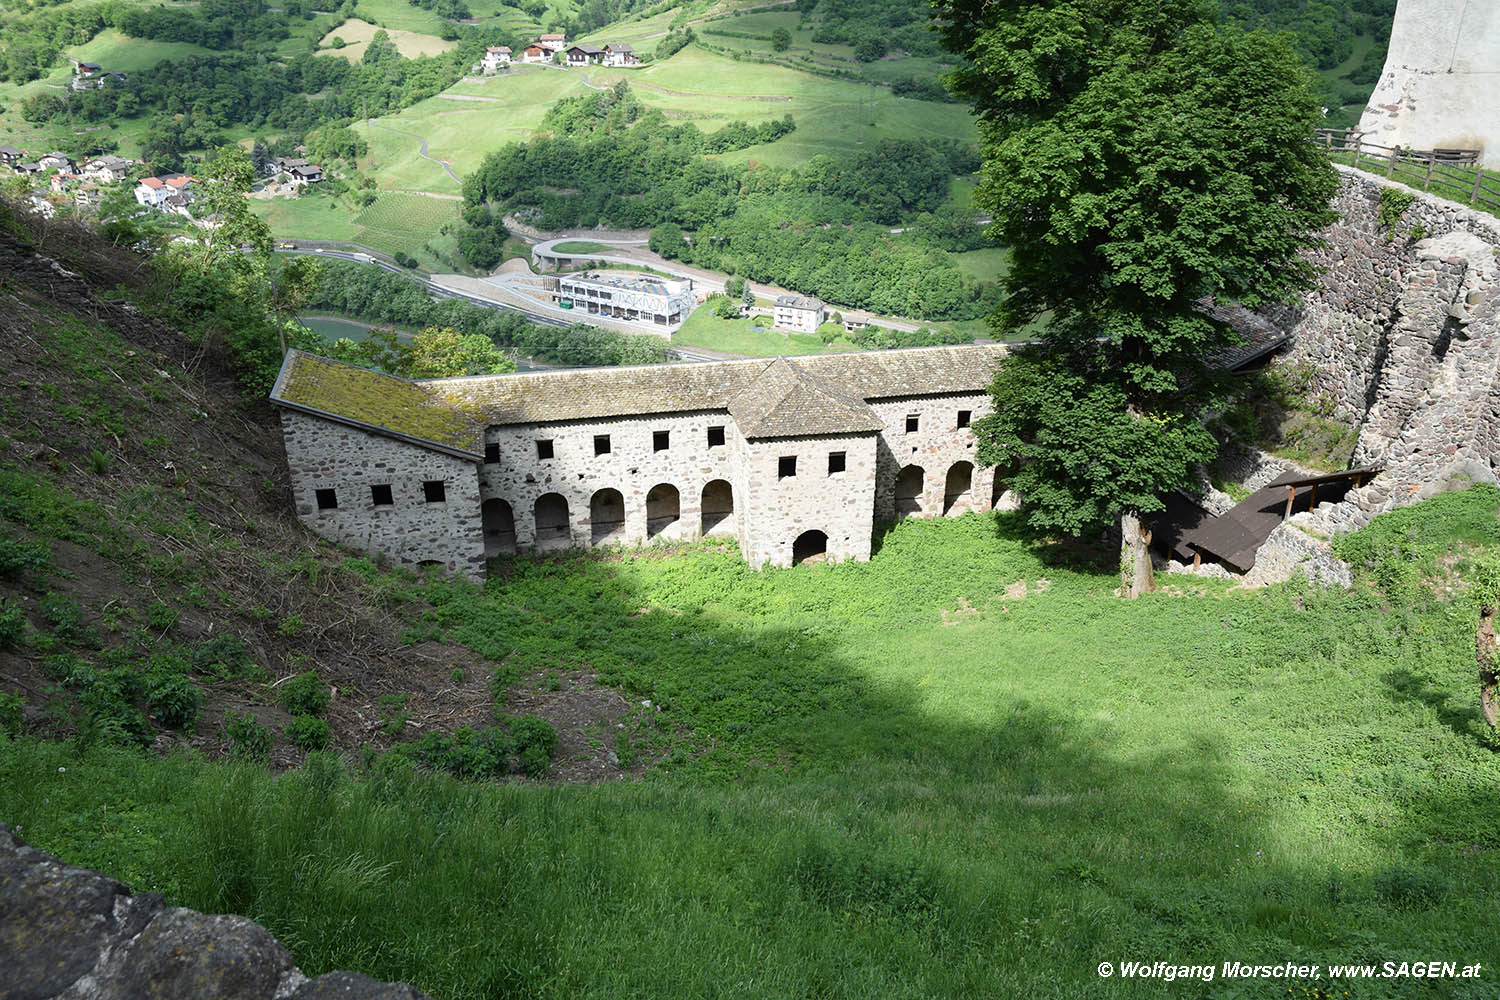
[414, 725, 511, 779]
[0, 691, 23, 737]
[0, 601, 26, 649]
[507, 713, 558, 777]
[225, 711, 271, 760]
[146, 672, 203, 728]
[378, 692, 410, 737]
[192, 634, 261, 681]
[1378, 188, 1415, 231]
[280, 670, 330, 716]
[39, 592, 91, 645]
[286, 714, 332, 751]
[0, 534, 49, 577]
[147, 601, 179, 633]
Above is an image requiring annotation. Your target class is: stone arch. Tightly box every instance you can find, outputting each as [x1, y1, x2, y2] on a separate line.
[792, 530, 828, 566]
[646, 483, 680, 539]
[700, 479, 734, 536]
[482, 498, 516, 556]
[590, 488, 625, 545]
[894, 464, 925, 519]
[943, 461, 974, 516]
[533, 493, 571, 551]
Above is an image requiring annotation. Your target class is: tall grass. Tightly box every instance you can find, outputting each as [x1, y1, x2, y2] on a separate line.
[4, 500, 1500, 998]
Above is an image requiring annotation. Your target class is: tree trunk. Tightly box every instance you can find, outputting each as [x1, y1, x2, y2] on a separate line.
[1120, 511, 1154, 599]
[1478, 601, 1499, 728]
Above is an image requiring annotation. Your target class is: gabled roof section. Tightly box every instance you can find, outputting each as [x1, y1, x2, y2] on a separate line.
[728, 358, 882, 438]
[270, 351, 483, 458]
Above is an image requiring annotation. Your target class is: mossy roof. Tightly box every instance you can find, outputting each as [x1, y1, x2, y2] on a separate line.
[270, 351, 483, 457]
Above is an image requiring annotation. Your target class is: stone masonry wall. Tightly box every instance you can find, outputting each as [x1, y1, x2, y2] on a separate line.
[280, 411, 485, 579]
[1247, 167, 1500, 582]
[869, 393, 995, 523]
[741, 432, 879, 569]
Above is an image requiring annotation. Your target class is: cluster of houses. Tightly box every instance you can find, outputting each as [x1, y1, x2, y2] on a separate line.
[479, 33, 640, 73]
[133, 173, 198, 216]
[70, 59, 128, 91]
[1, 146, 143, 216]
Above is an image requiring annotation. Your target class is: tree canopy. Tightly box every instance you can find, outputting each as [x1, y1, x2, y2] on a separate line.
[935, 0, 1339, 593]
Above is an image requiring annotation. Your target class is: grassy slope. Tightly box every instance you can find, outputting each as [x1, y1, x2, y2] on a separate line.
[317, 18, 457, 61]
[3, 492, 1500, 997]
[672, 308, 854, 355]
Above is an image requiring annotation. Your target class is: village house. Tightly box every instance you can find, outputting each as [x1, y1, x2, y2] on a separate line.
[266, 157, 323, 184]
[521, 43, 550, 63]
[773, 295, 826, 334]
[134, 174, 195, 211]
[481, 45, 511, 72]
[565, 43, 605, 66]
[538, 32, 567, 52]
[0, 145, 23, 167]
[37, 152, 74, 173]
[13, 162, 41, 177]
[270, 345, 1010, 579]
[80, 155, 132, 183]
[602, 43, 639, 67]
[70, 61, 126, 91]
[49, 172, 80, 195]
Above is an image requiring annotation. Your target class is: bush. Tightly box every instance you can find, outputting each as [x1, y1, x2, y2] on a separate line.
[507, 713, 558, 777]
[0, 601, 25, 649]
[0, 691, 23, 737]
[415, 725, 511, 779]
[146, 672, 203, 728]
[280, 670, 330, 716]
[286, 714, 332, 751]
[225, 711, 271, 760]
[39, 592, 91, 645]
[192, 634, 261, 681]
[0, 534, 49, 577]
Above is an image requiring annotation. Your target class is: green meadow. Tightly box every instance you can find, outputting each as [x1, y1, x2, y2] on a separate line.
[4, 491, 1500, 998]
[672, 307, 856, 355]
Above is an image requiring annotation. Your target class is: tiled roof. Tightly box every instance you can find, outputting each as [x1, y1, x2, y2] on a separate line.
[607, 43, 633, 51]
[728, 358, 883, 438]
[271, 351, 484, 456]
[272, 345, 1008, 451]
[775, 295, 821, 310]
[140, 177, 164, 189]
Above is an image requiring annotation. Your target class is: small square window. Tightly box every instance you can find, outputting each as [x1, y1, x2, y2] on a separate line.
[370, 483, 393, 507]
[536, 439, 554, 460]
[828, 451, 846, 475]
[594, 434, 611, 455]
[707, 425, 726, 448]
[905, 414, 920, 433]
[778, 456, 796, 479]
[653, 430, 670, 452]
[422, 480, 446, 503]
[957, 410, 971, 429]
[484, 442, 500, 464]
[314, 488, 338, 510]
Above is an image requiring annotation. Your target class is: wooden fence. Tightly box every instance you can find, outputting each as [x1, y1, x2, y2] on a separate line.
[1314, 128, 1500, 216]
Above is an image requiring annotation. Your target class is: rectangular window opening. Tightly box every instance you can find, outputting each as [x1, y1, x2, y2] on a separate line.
[536, 439, 554, 460]
[707, 425, 726, 447]
[422, 480, 446, 503]
[594, 434, 611, 456]
[828, 452, 846, 475]
[778, 455, 797, 479]
[957, 410, 972, 429]
[483, 442, 500, 464]
[653, 430, 670, 452]
[314, 488, 338, 511]
[905, 414, 920, 433]
[370, 483, 393, 507]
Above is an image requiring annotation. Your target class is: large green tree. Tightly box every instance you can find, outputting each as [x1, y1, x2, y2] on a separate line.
[935, 0, 1339, 595]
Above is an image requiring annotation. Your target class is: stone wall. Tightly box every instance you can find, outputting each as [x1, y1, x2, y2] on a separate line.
[280, 410, 485, 579]
[0, 824, 430, 1000]
[740, 432, 879, 568]
[1248, 167, 1500, 581]
[869, 393, 995, 523]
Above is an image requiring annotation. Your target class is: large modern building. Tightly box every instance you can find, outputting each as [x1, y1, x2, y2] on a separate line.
[271, 346, 1011, 579]
[773, 295, 826, 334]
[552, 271, 697, 329]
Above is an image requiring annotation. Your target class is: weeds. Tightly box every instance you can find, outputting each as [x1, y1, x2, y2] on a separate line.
[279, 671, 330, 717]
[224, 712, 270, 761]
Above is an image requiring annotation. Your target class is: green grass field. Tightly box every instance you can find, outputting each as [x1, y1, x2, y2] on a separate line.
[318, 18, 457, 61]
[65, 29, 217, 73]
[952, 247, 1010, 283]
[673, 308, 855, 354]
[5, 488, 1500, 997]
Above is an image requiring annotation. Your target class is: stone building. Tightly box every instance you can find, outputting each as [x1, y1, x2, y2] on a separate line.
[270, 345, 1010, 579]
[773, 295, 826, 333]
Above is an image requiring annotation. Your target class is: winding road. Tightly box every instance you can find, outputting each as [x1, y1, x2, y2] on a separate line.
[365, 119, 463, 186]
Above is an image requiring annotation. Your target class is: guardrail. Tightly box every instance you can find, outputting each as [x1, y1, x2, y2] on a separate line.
[1315, 128, 1500, 216]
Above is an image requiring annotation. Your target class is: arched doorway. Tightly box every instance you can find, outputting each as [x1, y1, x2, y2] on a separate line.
[646, 483, 680, 539]
[590, 488, 625, 545]
[533, 493, 570, 551]
[894, 465, 925, 519]
[482, 498, 516, 556]
[792, 530, 828, 566]
[943, 461, 974, 516]
[701, 479, 734, 536]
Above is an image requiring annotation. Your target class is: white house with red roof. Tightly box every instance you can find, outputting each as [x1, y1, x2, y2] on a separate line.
[537, 33, 567, 52]
[482, 45, 511, 72]
[134, 174, 196, 210]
